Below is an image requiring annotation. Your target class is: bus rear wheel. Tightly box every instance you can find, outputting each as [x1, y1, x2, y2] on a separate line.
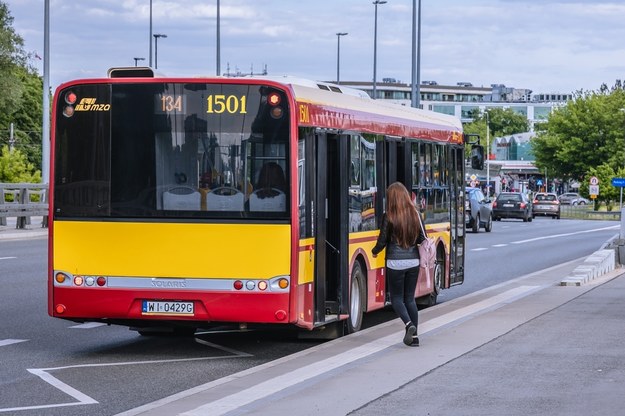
[419, 259, 443, 307]
[345, 261, 365, 334]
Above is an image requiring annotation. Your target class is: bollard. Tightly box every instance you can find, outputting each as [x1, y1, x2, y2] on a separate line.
[617, 208, 625, 265]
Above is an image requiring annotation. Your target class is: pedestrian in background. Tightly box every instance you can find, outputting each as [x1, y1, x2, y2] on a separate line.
[372, 182, 425, 347]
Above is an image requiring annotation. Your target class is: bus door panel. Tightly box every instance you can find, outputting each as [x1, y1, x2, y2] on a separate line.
[314, 132, 349, 323]
[384, 138, 408, 188]
[449, 146, 465, 285]
[297, 130, 316, 329]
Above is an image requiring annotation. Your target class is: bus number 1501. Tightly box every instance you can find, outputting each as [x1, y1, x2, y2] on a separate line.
[207, 94, 247, 114]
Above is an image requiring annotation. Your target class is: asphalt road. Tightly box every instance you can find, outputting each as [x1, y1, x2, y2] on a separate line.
[0, 218, 618, 415]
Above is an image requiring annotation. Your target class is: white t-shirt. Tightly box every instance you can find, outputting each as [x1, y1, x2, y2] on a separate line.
[387, 258, 419, 270]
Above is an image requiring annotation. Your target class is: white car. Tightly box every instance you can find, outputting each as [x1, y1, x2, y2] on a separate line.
[558, 192, 590, 205]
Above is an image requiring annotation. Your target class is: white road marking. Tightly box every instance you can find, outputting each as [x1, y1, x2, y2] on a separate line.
[177, 285, 540, 416]
[0, 341, 251, 413]
[69, 322, 107, 329]
[469, 226, 618, 252]
[0, 257, 16, 260]
[0, 339, 27, 347]
[511, 225, 618, 244]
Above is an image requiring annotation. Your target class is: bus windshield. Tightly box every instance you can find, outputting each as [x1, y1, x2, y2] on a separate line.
[53, 82, 290, 219]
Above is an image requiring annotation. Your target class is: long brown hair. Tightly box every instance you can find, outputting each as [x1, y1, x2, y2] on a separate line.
[386, 182, 420, 248]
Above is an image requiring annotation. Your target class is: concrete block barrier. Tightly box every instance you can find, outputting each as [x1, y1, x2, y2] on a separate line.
[561, 249, 616, 286]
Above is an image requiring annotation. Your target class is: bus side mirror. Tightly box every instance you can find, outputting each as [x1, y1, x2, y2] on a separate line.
[471, 145, 484, 170]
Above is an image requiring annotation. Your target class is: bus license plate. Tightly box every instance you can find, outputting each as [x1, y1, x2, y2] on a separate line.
[142, 300, 194, 316]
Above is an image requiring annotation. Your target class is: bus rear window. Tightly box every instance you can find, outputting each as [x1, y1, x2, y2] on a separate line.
[53, 82, 290, 220]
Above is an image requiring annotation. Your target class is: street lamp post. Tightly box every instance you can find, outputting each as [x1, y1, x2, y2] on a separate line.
[372, 0, 387, 100]
[411, 0, 421, 108]
[133, 57, 146, 67]
[42, 0, 50, 184]
[485, 110, 490, 196]
[149, 0, 153, 67]
[336, 32, 348, 84]
[153, 34, 167, 70]
[216, 0, 221, 76]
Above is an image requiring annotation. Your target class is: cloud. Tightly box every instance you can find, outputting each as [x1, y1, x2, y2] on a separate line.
[6, 0, 625, 93]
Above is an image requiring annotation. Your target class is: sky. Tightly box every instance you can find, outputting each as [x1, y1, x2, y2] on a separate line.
[5, 0, 625, 95]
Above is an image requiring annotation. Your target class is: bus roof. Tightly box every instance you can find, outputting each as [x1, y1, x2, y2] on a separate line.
[287, 82, 463, 143]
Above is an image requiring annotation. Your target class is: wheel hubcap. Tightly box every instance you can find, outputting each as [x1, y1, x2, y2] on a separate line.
[350, 278, 360, 326]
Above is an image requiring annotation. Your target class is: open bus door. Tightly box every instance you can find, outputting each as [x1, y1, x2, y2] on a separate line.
[312, 131, 349, 332]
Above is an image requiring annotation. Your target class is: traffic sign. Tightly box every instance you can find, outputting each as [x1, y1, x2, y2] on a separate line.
[612, 177, 625, 187]
[589, 185, 599, 195]
[589, 176, 599, 186]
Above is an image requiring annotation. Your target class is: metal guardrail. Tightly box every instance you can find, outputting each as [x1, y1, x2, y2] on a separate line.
[0, 183, 49, 229]
[560, 204, 621, 221]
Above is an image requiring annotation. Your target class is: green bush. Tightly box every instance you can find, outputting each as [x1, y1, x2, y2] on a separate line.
[0, 145, 41, 183]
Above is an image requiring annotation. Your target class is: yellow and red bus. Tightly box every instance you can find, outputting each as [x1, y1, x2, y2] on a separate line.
[48, 68, 470, 337]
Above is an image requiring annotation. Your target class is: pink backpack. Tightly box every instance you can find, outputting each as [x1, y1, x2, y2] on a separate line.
[418, 216, 436, 280]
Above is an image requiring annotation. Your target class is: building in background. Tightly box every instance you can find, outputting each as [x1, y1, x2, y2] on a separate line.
[340, 79, 571, 131]
[341, 80, 571, 194]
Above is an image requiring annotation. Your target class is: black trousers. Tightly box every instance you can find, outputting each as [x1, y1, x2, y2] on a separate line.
[387, 265, 420, 327]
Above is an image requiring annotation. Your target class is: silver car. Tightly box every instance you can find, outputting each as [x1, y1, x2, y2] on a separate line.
[558, 192, 590, 205]
[465, 187, 493, 233]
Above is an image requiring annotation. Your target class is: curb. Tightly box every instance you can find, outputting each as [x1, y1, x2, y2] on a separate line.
[560, 248, 616, 286]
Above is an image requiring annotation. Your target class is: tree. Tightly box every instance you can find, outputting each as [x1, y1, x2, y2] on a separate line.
[0, 145, 40, 182]
[532, 82, 625, 181]
[582, 164, 625, 210]
[0, 2, 43, 173]
[5, 66, 43, 170]
[0, 2, 28, 119]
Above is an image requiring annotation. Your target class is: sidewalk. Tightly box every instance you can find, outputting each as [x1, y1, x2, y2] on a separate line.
[119, 259, 625, 416]
[0, 216, 47, 240]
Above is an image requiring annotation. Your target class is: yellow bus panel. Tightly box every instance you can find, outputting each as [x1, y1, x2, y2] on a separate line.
[53, 221, 291, 279]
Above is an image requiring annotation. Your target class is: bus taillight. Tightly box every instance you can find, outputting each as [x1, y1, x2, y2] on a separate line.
[63, 106, 75, 118]
[233, 280, 243, 290]
[277, 278, 289, 289]
[55, 272, 67, 284]
[267, 92, 281, 106]
[65, 91, 77, 105]
[96, 276, 107, 287]
[73, 276, 84, 286]
[55, 304, 66, 314]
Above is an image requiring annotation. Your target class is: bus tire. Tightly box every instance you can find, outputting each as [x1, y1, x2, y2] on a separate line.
[345, 261, 365, 334]
[419, 256, 443, 307]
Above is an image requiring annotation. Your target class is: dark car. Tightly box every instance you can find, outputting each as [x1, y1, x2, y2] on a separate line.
[492, 192, 533, 222]
[465, 187, 493, 232]
[532, 192, 560, 219]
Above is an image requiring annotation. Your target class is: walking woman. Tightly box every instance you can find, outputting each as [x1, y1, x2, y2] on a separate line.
[371, 182, 425, 347]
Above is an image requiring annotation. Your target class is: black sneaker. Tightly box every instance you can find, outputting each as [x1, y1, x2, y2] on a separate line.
[403, 325, 417, 346]
[409, 336, 420, 347]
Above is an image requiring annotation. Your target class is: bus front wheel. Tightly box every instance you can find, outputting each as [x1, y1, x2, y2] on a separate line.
[345, 261, 365, 334]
